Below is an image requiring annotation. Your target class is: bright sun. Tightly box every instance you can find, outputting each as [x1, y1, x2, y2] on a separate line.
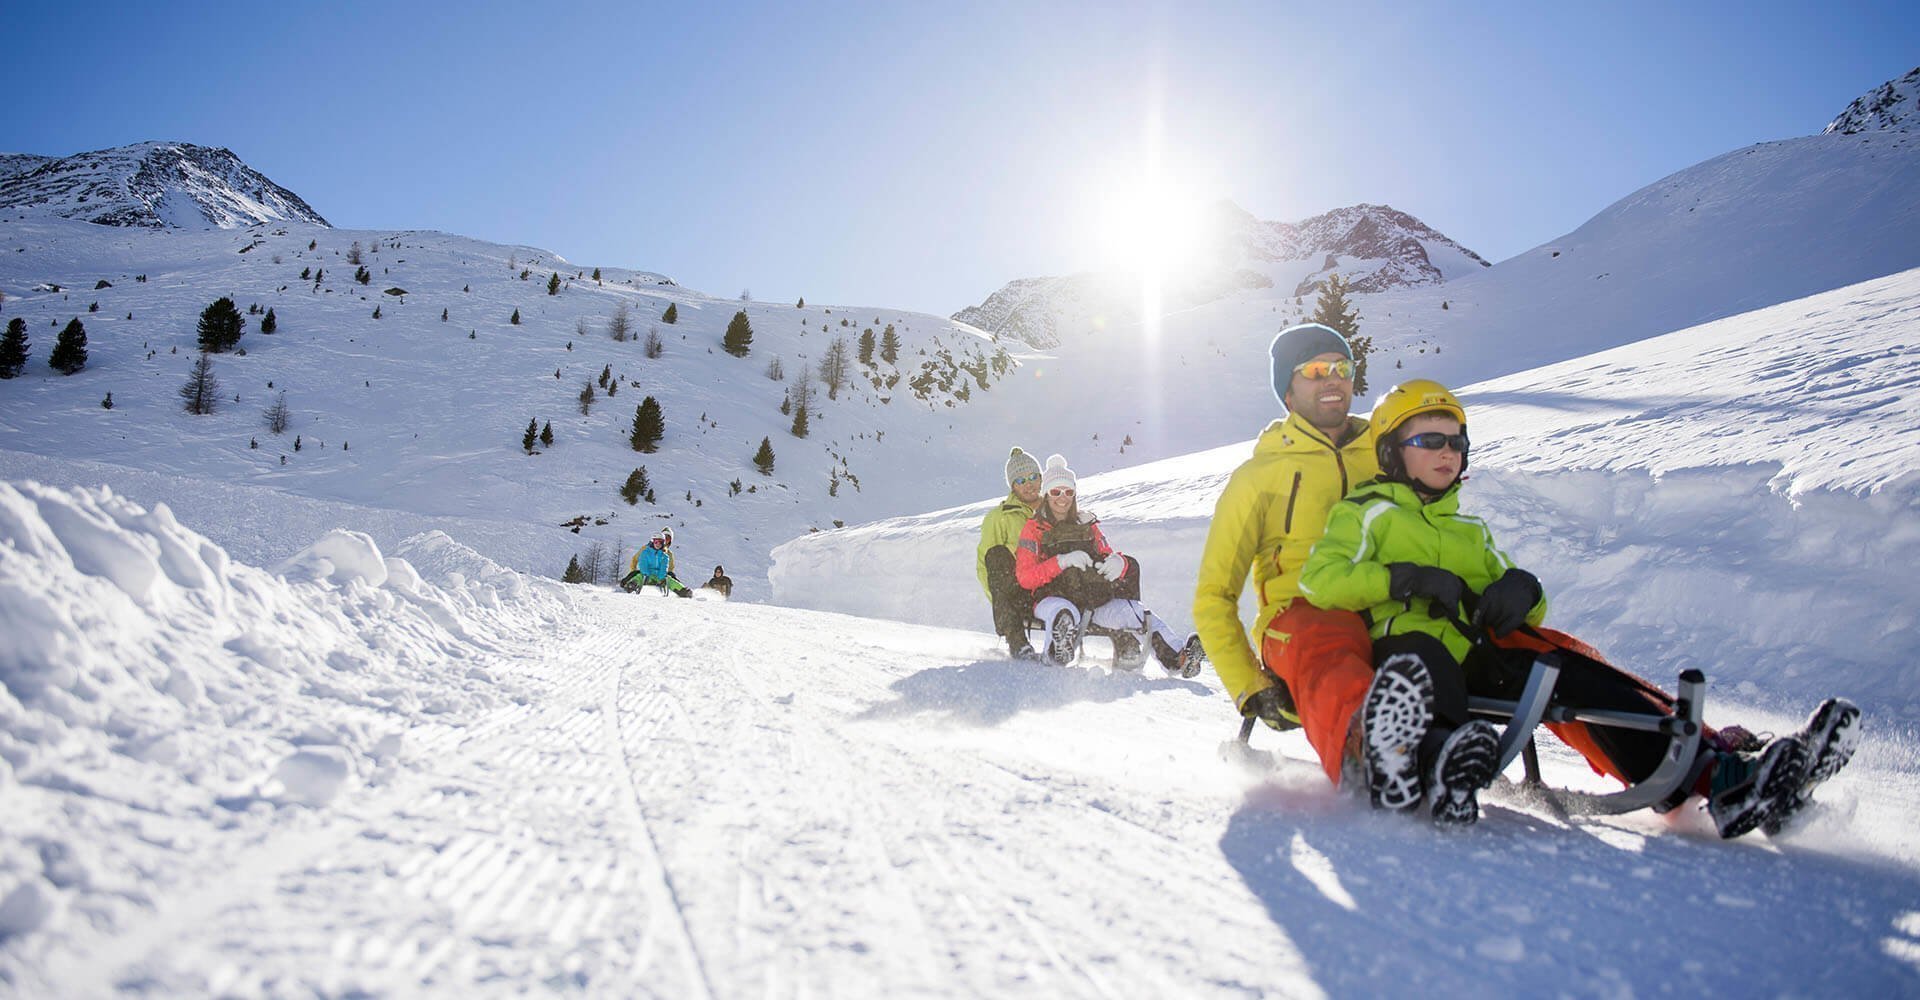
[1086, 171, 1215, 285]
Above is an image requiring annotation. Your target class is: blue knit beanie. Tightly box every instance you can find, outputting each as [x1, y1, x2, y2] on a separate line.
[1269, 323, 1352, 407]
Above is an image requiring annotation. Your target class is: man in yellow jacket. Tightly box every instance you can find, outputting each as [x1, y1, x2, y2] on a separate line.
[1193, 323, 1380, 788]
[978, 447, 1044, 660]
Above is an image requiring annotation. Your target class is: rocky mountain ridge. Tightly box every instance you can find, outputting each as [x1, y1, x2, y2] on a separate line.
[0, 141, 328, 229]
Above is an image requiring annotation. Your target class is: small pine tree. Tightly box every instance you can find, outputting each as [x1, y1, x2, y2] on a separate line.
[780, 390, 791, 415]
[644, 327, 663, 358]
[547, 272, 561, 295]
[260, 307, 277, 334]
[858, 329, 875, 365]
[796, 296, 805, 308]
[592, 267, 602, 283]
[300, 266, 311, 280]
[354, 265, 371, 285]
[598, 364, 611, 388]
[0, 317, 28, 378]
[49, 318, 88, 374]
[441, 307, 449, 322]
[563, 554, 585, 583]
[540, 421, 554, 447]
[523, 417, 539, 453]
[179, 353, 220, 414]
[372, 305, 382, 319]
[1310, 272, 1367, 393]
[196, 297, 245, 353]
[510, 308, 520, 325]
[264, 391, 291, 433]
[578, 379, 596, 416]
[630, 395, 665, 452]
[730, 478, 742, 496]
[620, 467, 649, 505]
[790, 404, 809, 438]
[753, 436, 776, 475]
[880, 324, 900, 363]
[346, 240, 364, 264]
[722, 310, 753, 356]
[662, 302, 678, 324]
[608, 302, 632, 342]
[294, 435, 302, 452]
[100, 392, 113, 410]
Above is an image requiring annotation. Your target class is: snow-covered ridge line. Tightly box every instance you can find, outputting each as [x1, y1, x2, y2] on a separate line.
[0, 142, 328, 229]
[0, 481, 570, 953]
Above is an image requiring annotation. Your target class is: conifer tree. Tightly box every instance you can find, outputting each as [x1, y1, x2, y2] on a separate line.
[607, 302, 633, 343]
[722, 310, 753, 357]
[261, 307, 277, 334]
[753, 436, 776, 475]
[563, 554, 585, 583]
[796, 296, 805, 308]
[101, 392, 113, 410]
[0, 317, 27, 378]
[592, 267, 602, 283]
[662, 302, 678, 324]
[264, 391, 291, 433]
[880, 324, 900, 363]
[547, 272, 561, 295]
[354, 266, 371, 285]
[790, 404, 809, 438]
[1309, 273, 1368, 392]
[644, 327, 663, 358]
[578, 380, 596, 416]
[49, 318, 88, 374]
[540, 421, 554, 447]
[372, 305, 382, 319]
[598, 364, 611, 388]
[179, 353, 220, 414]
[858, 329, 875, 365]
[523, 418, 539, 453]
[510, 308, 521, 325]
[820, 337, 849, 399]
[630, 395, 664, 452]
[441, 308, 449, 322]
[621, 467, 650, 505]
[780, 390, 791, 415]
[196, 297, 245, 353]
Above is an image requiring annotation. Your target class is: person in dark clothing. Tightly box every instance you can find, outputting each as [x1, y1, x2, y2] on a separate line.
[705, 565, 733, 598]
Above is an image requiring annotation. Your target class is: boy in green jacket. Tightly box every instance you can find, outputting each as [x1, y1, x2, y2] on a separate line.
[1301, 380, 1858, 835]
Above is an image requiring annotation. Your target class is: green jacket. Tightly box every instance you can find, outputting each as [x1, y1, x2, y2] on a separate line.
[976, 491, 1035, 597]
[1298, 478, 1547, 663]
[1192, 412, 1377, 709]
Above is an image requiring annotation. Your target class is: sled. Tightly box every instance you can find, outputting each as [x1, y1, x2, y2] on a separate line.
[1230, 607, 1707, 817]
[1022, 596, 1202, 676]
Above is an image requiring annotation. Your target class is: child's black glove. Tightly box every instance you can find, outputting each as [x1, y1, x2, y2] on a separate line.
[1388, 563, 1467, 620]
[1473, 568, 1542, 636]
[1242, 684, 1299, 730]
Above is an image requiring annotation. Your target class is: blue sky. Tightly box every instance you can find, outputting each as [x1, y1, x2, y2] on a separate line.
[5, 2, 1917, 314]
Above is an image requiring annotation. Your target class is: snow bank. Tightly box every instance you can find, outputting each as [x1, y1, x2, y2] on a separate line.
[0, 481, 569, 948]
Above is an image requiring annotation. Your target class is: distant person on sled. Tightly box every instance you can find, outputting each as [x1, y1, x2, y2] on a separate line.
[620, 527, 692, 598]
[978, 446, 1045, 660]
[1297, 379, 1858, 834]
[1013, 454, 1203, 673]
[704, 565, 733, 598]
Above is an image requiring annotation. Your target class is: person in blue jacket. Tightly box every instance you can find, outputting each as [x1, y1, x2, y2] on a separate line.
[620, 528, 692, 597]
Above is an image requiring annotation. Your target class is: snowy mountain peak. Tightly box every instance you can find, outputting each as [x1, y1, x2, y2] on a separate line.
[0, 141, 328, 229]
[953, 201, 1485, 348]
[1823, 66, 1920, 135]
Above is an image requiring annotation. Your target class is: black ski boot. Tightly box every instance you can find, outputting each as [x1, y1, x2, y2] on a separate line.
[1111, 631, 1146, 670]
[1762, 697, 1861, 835]
[1361, 654, 1435, 813]
[1707, 735, 1807, 839]
[1427, 721, 1500, 826]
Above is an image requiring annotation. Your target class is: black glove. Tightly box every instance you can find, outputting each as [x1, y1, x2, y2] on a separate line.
[1473, 568, 1541, 637]
[1243, 684, 1299, 731]
[1388, 563, 1468, 620]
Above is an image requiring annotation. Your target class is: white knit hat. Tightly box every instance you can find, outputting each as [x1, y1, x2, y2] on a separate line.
[1040, 453, 1077, 495]
[1005, 446, 1042, 487]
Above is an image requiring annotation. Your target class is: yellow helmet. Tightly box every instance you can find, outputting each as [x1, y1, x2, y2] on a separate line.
[1369, 379, 1465, 441]
[1370, 379, 1468, 483]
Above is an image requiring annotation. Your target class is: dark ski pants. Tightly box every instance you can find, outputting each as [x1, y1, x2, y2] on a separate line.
[983, 547, 1036, 644]
[1375, 629, 1681, 787]
[1030, 556, 1142, 613]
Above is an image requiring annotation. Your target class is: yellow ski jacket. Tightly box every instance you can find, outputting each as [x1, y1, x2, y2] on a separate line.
[976, 491, 1036, 597]
[1193, 412, 1378, 709]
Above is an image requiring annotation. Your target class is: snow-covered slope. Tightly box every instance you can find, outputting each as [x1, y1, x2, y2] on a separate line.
[953, 201, 1486, 348]
[0, 219, 1011, 598]
[0, 142, 329, 229]
[3, 468, 1916, 994]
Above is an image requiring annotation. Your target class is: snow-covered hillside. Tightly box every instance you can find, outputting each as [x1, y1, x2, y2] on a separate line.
[1826, 65, 1920, 135]
[0, 143, 329, 229]
[0, 219, 1013, 598]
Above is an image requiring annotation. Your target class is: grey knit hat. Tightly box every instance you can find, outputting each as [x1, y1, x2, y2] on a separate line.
[1005, 446, 1042, 487]
[1040, 453, 1077, 495]
[1269, 322, 1353, 407]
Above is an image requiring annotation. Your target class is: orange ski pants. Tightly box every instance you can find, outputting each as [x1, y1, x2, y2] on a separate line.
[1260, 600, 1376, 787]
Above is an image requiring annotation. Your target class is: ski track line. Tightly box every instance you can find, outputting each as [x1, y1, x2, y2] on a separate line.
[600, 622, 720, 1000]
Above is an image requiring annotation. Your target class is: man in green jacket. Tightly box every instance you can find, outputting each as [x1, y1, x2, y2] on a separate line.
[979, 447, 1044, 660]
[1193, 323, 1388, 793]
